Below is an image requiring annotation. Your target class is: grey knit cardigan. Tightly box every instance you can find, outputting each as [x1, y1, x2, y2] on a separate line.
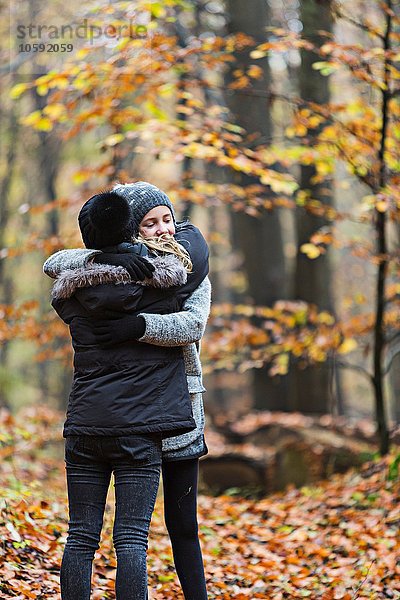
[43, 249, 212, 458]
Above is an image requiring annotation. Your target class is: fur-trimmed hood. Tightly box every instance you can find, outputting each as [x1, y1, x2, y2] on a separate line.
[51, 254, 187, 300]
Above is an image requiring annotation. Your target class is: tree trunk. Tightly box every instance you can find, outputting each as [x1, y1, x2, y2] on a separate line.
[372, 3, 392, 455]
[225, 0, 289, 411]
[0, 88, 19, 409]
[388, 2, 400, 425]
[206, 162, 242, 414]
[30, 66, 65, 407]
[292, 0, 334, 414]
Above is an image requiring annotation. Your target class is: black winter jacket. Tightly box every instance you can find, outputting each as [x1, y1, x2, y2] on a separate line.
[51, 224, 209, 439]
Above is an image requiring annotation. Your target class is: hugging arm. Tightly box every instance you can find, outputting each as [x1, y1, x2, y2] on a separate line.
[173, 224, 209, 302]
[43, 248, 154, 281]
[66, 276, 211, 347]
[138, 277, 212, 347]
[43, 223, 208, 287]
[44, 249, 101, 278]
[45, 224, 211, 347]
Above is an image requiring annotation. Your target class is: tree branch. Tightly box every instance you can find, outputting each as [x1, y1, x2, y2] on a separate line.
[332, 3, 385, 41]
[334, 360, 374, 384]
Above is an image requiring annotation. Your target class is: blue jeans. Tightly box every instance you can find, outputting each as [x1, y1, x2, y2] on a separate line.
[61, 434, 162, 600]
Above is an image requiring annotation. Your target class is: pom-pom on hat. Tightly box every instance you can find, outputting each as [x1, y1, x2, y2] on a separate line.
[78, 191, 135, 249]
[112, 181, 176, 234]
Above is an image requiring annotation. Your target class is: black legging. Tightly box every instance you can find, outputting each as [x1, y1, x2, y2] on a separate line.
[162, 458, 208, 600]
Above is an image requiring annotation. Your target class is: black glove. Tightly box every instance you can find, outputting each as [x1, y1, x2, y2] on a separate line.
[94, 252, 155, 281]
[89, 314, 146, 345]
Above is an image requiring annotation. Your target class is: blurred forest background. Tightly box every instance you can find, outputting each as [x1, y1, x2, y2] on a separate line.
[1, 0, 400, 490]
[2, 2, 400, 596]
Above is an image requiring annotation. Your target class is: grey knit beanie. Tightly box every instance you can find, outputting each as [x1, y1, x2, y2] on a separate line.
[112, 181, 176, 234]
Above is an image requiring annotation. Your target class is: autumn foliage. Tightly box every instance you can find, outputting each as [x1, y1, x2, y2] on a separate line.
[2, 3, 400, 596]
[7, 2, 400, 444]
[1, 407, 400, 598]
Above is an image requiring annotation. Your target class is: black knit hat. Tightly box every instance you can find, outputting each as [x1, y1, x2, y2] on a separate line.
[112, 181, 176, 235]
[78, 191, 135, 249]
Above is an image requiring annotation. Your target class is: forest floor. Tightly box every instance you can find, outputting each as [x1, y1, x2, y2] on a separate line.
[0, 407, 399, 599]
